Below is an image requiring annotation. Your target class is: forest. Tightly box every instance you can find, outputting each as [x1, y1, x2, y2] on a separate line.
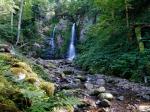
[0, 0, 150, 112]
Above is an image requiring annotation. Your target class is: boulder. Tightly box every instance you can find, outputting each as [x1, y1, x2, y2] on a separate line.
[92, 87, 106, 96]
[39, 81, 55, 96]
[84, 82, 94, 91]
[0, 44, 11, 53]
[96, 99, 111, 107]
[76, 75, 87, 82]
[96, 79, 105, 86]
[98, 93, 114, 101]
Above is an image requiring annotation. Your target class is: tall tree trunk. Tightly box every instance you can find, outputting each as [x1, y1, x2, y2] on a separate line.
[125, 0, 129, 28]
[135, 26, 144, 53]
[16, 0, 24, 45]
[11, 12, 13, 33]
[11, 11, 14, 42]
[125, 0, 132, 43]
[111, 10, 115, 20]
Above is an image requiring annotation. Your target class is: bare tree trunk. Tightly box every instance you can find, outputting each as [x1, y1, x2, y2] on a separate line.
[11, 12, 13, 33]
[11, 11, 14, 42]
[16, 0, 24, 45]
[125, 0, 129, 28]
[135, 26, 144, 53]
[125, 0, 132, 43]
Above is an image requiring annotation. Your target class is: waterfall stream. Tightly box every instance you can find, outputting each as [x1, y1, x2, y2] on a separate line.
[67, 23, 76, 61]
[49, 26, 56, 52]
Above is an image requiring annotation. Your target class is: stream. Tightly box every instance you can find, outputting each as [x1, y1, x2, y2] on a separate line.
[35, 59, 150, 112]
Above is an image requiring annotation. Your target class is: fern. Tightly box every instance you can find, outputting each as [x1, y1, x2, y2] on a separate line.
[48, 91, 81, 111]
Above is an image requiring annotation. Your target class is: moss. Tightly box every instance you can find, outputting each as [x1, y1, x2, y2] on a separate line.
[32, 64, 49, 80]
[10, 62, 38, 80]
[0, 95, 5, 102]
[26, 77, 39, 84]
[2, 99, 16, 107]
[0, 53, 18, 63]
[0, 52, 56, 111]
[10, 67, 28, 76]
[0, 53, 13, 61]
[0, 82, 5, 91]
[40, 81, 55, 96]
[0, 99, 19, 112]
[13, 62, 33, 73]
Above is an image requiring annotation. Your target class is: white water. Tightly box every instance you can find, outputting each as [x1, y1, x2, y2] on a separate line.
[67, 23, 76, 61]
[49, 26, 56, 51]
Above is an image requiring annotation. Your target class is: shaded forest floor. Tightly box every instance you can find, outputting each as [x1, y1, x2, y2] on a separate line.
[34, 59, 150, 112]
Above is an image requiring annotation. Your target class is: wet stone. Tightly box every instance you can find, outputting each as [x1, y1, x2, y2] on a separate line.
[63, 70, 74, 75]
[98, 93, 114, 101]
[76, 75, 87, 82]
[91, 87, 106, 96]
[84, 82, 94, 91]
[142, 95, 150, 100]
[96, 99, 111, 108]
[96, 79, 105, 86]
[117, 96, 124, 101]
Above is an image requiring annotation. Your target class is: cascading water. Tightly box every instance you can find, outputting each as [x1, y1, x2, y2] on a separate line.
[49, 26, 56, 52]
[67, 23, 76, 61]
[42, 26, 56, 59]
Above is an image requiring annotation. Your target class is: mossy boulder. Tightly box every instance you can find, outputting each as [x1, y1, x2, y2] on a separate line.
[0, 52, 55, 111]
[40, 81, 55, 96]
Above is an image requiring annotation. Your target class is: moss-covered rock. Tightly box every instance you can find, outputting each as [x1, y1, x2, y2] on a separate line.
[0, 52, 56, 111]
[40, 81, 55, 96]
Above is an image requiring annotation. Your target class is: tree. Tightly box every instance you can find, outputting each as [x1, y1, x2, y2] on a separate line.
[16, 0, 24, 45]
[0, 0, 17, 16]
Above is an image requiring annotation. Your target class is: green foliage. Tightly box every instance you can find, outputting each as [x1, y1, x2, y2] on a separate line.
[0, 24, 17, 42]
[48, 91, 80, 111]
[58, 27, 71, 58]
[0, 0, 18, 16]
[32, 64, 49, 81]
[75, 0, 150, 83]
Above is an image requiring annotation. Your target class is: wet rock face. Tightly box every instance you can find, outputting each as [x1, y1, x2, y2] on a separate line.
[0, 44, 11, 53]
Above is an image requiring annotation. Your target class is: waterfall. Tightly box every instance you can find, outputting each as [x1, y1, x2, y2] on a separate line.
[67, 23, 76, 61]
[49, 26, 56, 51]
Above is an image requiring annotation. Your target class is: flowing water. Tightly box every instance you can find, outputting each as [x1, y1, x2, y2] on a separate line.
[49, 26, 56, 51]
[67, 23, 76, 61]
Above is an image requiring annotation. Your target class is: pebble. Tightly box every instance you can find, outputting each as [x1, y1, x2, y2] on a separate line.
[117, 96, 124, 101]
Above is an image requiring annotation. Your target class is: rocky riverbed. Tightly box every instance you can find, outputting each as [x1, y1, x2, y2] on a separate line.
[35, 59, 150, 112]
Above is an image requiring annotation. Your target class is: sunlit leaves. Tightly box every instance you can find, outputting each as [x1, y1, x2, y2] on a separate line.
[0, 0, 18, 16]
